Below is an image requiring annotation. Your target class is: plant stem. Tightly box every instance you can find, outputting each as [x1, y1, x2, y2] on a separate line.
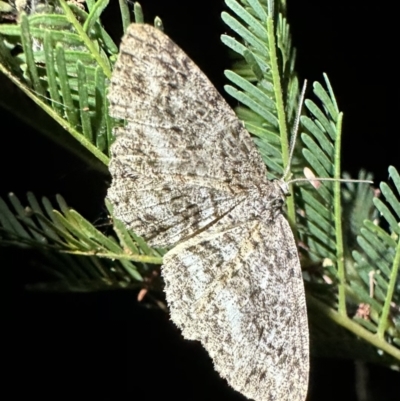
[59, 0, 112, 79]
[308, 295, 400, 361]
[267, 15, 296, 232]
[334, 112, 346, 315]
[377, 235, 400, 338]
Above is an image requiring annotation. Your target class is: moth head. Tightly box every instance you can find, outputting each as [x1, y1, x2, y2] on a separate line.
[274, 180, 290, 198]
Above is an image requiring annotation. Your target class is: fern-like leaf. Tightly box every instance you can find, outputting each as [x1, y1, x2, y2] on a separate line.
[352, 167, 400, 342]
[0, 0, 116, 165]
[0, 192, 165, 292]
[222, 0, 299, 178]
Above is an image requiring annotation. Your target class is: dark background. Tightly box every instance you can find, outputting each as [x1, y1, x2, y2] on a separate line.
[2, 0, 399, 400]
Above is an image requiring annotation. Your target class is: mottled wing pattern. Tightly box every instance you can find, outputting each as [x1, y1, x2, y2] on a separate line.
[108, 23, 309, 401]
[163, 213, 309, 401]
[108, 24, 267, 246]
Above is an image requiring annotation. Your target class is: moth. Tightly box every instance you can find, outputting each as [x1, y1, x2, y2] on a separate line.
[107, 23, 309, 401]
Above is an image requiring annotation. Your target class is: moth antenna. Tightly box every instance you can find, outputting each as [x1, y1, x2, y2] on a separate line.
[283, 80, 308, 181]
[288, 177, 374, 185]
[289, 167, 373, 187]
[282, 84, 373, 188]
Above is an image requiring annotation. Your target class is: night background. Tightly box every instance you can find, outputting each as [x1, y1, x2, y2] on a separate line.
[1, 0, 399, 400]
